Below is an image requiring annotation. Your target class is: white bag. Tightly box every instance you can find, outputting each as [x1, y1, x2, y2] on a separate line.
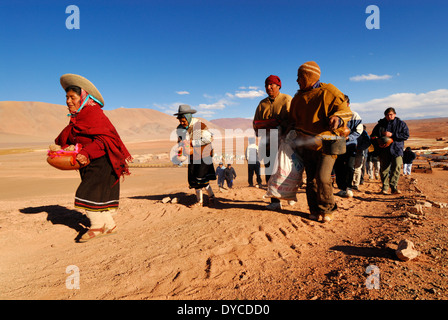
[265, 131, 304, 201]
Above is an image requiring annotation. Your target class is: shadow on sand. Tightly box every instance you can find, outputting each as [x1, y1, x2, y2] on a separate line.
[20, 205, 90, 241]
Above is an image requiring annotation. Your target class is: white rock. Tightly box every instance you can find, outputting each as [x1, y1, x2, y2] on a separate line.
[408, 204, 424, 215]
[162, 197, 171, 203]
[396, 239, 419, 261]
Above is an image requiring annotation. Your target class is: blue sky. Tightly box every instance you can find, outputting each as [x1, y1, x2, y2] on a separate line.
[1, 0, 447, 124]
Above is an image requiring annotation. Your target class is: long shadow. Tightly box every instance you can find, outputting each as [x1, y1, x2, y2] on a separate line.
[211, 197, 311, 219]
[353, 195, 399, 203]
[20, 205, 90, 240]
[330, 245, 396, 260]
[130, 192, 197, 207]
[130, 192, 310, 219]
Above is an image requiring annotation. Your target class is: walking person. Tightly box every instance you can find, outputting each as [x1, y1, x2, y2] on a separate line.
[333, 106, 363, 198]
[224, 164, 237, 189]
[216, 162, 225, 188]
[403, 147, 416, 175]
[371, 107, 409, 194]
[352, 125, 371, 190]
[174, 105, 216, 206]
[366, 144, 380, 180]
[245, 137, 262, 187]
[55, 74, 132, 242]
[290, 61, 352, 222]
[253, 75, 292, 210]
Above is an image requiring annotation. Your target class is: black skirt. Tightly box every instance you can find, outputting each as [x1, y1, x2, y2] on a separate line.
[188, 156, 216, 189]
[74, 156, 120, 211]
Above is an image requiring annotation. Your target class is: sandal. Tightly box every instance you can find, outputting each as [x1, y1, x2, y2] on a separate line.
[105, 226, 117, 235]
[78, 225, 106, 243]
[189, 202, 203, 208]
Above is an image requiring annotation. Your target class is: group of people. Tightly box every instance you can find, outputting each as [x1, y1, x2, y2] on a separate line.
[245, 62, 412, 221]
[55, 63, 413, 243]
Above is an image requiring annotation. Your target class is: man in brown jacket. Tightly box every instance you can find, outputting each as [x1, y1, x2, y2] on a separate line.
[290, 61, 352, 222]
[253, 75, 292, 210]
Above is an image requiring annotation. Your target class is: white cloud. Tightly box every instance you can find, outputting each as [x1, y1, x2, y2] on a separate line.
[176, 91, 190, 95]
[350, 74, 393, 82]
[233, 90, 265, 99]
[350, 89, 448, 123]
[198, 101, 226, 110]
[153, 102, 185, 115]
[239, 86, 260, 90]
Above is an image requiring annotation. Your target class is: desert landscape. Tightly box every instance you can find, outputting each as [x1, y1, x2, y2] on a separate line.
[1, 101, 448, 301]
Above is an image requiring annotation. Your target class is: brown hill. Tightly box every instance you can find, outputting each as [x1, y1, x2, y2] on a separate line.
[210, 117, 253, 131]
[0, 101, 222, 146]
[1, 101, 447, 148]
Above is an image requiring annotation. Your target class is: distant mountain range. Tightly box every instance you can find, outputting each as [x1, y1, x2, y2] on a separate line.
[0, 101, 447, 146]
[0, 101, 223, 144]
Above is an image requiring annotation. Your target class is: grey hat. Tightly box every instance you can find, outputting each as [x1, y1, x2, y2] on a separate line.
[173, 104, 197, 116]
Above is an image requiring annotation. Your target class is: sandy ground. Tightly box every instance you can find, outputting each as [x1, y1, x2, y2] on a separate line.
[1, 139, 448, 301]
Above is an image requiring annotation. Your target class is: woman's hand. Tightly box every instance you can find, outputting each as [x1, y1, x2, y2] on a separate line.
[76, 153, 89, 165]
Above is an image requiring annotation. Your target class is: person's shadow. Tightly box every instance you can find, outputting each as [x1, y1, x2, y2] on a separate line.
[20, 205, 90, 241]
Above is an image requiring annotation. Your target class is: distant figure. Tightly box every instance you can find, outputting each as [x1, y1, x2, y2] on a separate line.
[366, 144, 380, 180]
[403, 147, 416, 175]
[224, 164, 237, 189]
[371, 107, 409, 194]
[245, 137, 262, 187]
[215, 162, 225, 188]
[352, 124, 371, 190]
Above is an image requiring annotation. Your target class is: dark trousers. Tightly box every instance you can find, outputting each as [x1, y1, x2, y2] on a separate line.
[248, 162, 262, 186]
[296, 147, 337, 214]
[333, 152, 356, 190]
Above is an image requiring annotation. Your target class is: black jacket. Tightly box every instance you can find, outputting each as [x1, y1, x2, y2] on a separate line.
[371, 117, 409, 157]
[403, 149, 416, 164]
[224, 167, 237, 180]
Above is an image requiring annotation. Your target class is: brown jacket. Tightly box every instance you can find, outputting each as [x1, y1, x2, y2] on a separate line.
[253, 93, 292, 136]
[290, 83, 352, 137]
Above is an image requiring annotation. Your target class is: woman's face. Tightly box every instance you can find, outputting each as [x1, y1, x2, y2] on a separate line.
[178, 117, 189, 128]
[66, 90, 81, 114]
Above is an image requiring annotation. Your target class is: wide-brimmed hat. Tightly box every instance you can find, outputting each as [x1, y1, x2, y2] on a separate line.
[60, 73, 105, 106]
[173, 104, 197, 116]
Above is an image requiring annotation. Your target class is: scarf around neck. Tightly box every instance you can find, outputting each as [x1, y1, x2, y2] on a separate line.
[56, 95, 132, 178]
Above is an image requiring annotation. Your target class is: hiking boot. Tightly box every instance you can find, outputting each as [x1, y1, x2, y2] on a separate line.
[391, 188, 402, 194]
[335, 190, 347, 197]
[266, 202, 282, 211]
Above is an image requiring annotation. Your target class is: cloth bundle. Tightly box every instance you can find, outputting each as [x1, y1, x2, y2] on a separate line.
[265, 131, 304, 201]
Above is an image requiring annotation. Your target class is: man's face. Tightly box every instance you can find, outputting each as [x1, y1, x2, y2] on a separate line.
[385, 111, 396, 121]
[178, 117, 189, 128]
[265, 83, 280, 98]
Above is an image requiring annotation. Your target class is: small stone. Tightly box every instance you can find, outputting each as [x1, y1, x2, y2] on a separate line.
[408, 204, 424, 215]
[162, 197, 171, 203]
[171, 197, 178, 204]
[396, 239, 419, 261]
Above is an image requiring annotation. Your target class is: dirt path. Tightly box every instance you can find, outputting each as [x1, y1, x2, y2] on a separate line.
[1, 158, 447, 299]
